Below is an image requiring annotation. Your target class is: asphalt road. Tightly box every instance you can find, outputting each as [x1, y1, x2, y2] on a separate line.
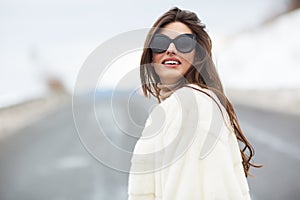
[0, 92, 299, 200]
[235, 104, 300, 200]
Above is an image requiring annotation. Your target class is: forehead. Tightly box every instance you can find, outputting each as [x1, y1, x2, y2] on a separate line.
[159, 22, 193, 38]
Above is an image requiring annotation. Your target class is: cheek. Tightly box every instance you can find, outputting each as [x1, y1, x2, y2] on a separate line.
[152, 53, 162, 63]
[187, 51, 195, 63]
[180, 52, 195, 68]
[152, 53, 162, 74]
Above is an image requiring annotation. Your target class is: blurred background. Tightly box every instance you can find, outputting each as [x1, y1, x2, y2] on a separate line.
[1, 0, 300, 199]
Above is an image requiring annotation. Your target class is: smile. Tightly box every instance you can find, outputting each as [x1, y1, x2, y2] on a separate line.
[163, 60, 181, 65]
[162, 58, 181, 65]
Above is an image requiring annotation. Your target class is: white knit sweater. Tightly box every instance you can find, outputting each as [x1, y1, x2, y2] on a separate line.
[128, 84, 251, 200]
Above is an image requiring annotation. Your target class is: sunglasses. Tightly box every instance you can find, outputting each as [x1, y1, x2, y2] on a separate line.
[149, 33, 196, 53]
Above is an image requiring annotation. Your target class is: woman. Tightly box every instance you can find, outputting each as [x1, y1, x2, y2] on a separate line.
[128, 7, 261, 200]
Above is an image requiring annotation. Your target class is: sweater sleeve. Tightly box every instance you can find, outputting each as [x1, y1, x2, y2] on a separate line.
[128, 102, 166, 200]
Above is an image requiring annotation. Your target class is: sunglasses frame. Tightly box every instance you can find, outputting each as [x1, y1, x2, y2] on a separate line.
[149, 33, 196, 53]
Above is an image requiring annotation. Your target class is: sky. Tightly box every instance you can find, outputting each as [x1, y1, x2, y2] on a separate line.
[0, 0, 291, 106]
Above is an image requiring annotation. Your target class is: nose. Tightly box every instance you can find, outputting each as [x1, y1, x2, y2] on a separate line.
[166, 42, 177, 54]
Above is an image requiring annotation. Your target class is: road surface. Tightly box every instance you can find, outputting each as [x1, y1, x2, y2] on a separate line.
[0, 92, 299, 200]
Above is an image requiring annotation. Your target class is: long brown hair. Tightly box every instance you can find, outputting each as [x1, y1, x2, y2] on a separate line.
[140, 7, 262, 177]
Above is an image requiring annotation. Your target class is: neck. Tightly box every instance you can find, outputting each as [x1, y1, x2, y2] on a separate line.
[157, 78, 185, 100]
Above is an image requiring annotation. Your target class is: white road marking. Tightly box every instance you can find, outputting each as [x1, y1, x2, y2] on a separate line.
[243, 122, 300, 161]
[56, 156, 90, 170]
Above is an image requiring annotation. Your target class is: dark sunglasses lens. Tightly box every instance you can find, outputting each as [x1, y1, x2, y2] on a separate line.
[175, 35, 195, 53]
[150, 35, 170, 53]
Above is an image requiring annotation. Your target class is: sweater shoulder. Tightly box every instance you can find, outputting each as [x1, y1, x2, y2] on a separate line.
[163, 84, 217, 109]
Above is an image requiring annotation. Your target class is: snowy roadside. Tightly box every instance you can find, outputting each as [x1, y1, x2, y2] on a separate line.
[0, 93, 70, 140]
[226, 89, 300, 116]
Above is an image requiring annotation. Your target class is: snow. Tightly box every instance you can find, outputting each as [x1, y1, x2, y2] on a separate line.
[216, 8, 300, 90]
[0, 49, 47, 107]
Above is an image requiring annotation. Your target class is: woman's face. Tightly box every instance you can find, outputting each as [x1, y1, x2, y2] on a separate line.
[152, 21, 195, 84]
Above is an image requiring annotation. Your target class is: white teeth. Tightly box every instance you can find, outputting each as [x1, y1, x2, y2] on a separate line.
[164, 60, 180, 65]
